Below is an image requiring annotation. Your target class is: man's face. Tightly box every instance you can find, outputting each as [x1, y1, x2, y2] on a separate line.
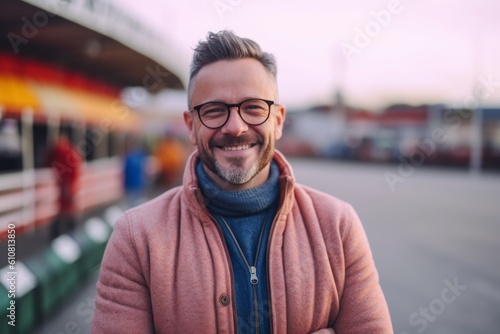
[184, 58, 286, 191]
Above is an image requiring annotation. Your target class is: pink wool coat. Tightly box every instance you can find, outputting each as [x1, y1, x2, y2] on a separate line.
[92, 150, 393, 333]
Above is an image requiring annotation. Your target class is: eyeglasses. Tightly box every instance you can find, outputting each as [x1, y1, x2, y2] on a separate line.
[191, 98, 275, 129]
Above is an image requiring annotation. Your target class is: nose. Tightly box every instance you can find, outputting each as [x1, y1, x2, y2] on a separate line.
[220, 107, 248, 136]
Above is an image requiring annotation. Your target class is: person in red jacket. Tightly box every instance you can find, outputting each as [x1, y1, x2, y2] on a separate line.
[93, 30, 393, 333]
[47, 133, 82, 239]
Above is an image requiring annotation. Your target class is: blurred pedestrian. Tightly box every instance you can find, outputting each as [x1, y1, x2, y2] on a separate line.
[123, 136, 147, 207]
[93, 30, 392, 333]
[154, 133, 187, 186]
[46, 132, 81, 239]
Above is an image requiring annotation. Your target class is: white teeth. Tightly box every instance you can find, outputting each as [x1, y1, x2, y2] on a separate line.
[223, 145, 251, 151]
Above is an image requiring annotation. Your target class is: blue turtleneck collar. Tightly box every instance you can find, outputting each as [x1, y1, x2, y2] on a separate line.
[196, 159, 280, 217]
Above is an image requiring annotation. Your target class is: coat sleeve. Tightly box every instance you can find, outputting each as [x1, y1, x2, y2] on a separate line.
[91, 213, 154, 333]
[334, 205, 393, 333]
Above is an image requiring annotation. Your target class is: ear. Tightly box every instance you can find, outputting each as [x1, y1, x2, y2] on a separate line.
[183, 111, 197, 146]
[274, 104, 286, 140]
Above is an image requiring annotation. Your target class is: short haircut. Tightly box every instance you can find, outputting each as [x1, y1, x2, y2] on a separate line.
[188, 30, 277, 108]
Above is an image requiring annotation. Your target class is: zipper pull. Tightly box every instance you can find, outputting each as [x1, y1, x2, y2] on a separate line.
[249, 266, 258, 285]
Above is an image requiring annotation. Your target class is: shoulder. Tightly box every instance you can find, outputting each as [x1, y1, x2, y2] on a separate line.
[294, 183, 355, 216]
[114, 186, 184, 236]
[105, 186, 190, 267]
[292, 183, 359, 236]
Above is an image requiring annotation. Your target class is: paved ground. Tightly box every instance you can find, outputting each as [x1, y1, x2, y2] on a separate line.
[33, 270, 99, 334]
[33, 158, 500, 333]
[290, 158, 500, 334]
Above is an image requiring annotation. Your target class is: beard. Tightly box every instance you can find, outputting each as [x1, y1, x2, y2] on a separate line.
[197, 133, 274, 185]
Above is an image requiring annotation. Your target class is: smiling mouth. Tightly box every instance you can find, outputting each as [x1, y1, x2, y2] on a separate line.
[213, 134, 260, 152]
[221, 144, 254, 151]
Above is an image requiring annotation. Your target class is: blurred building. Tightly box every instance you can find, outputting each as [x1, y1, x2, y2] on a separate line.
[279, 103, 500, 170]
[0, 1, 186, 332]
[0, 0, 186, 238]
[481, 109, 500, 168]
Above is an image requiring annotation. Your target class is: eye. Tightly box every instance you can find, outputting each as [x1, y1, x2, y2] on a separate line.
[245, 104, 265, 110]
[200, 104, 227, 119]
[241, 101, 268, 115]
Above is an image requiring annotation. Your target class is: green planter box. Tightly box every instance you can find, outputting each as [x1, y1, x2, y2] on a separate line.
[72, 217, 111, 277]
[0, 283, 13, 334]
[0, 262, 38, 334]
[24, 234, 82, 320]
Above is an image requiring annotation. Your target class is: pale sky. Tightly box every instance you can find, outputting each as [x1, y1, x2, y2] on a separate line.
[119, 0, 500, 110]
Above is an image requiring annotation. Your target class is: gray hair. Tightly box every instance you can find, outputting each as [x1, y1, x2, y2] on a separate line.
[187, 30, 277, 108]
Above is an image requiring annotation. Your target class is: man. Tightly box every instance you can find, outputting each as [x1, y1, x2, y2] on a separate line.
[92, 30, 393, 333]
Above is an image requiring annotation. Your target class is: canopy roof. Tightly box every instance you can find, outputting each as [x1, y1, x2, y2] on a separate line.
[0, 0, 184, 90]
[0, 0, 186, 129]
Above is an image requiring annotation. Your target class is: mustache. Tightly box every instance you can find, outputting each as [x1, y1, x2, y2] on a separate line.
[210, 134, 261, 148]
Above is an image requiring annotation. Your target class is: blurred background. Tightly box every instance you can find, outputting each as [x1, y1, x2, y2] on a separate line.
[0, 0, 498, 333]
